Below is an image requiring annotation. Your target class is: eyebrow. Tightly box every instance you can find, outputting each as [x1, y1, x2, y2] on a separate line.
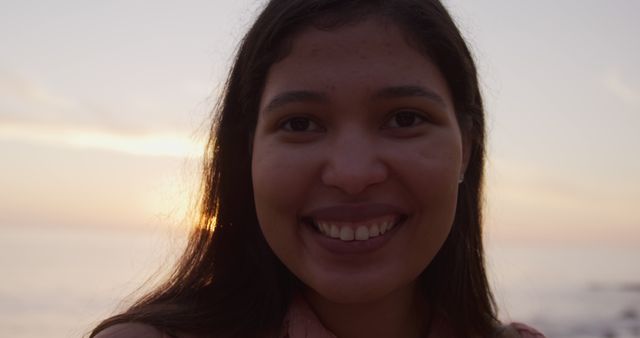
[264, 90, 329, 113]
[263, 85, 447, 113]
[372, 85, 447, 107]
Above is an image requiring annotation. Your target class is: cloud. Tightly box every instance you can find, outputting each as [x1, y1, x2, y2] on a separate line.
[604, 69, 640, 107]
[0, 70, 208, 135]
[0, 71, 84, 123]
[0, 122, 204, 158]
[0, 70, 210, 157]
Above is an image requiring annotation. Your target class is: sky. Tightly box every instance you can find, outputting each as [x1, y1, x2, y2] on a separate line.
[1, 0, 638, 247]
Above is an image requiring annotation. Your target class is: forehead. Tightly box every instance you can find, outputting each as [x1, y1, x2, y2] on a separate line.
[261, 17, 452, 107]
[281, 17, 422, 69]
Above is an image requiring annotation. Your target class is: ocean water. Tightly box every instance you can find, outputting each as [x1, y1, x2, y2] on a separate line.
[1, 224, 638, 338]
[487, 245, 640, 337]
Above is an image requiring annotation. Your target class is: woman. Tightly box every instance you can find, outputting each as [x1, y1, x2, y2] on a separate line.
[92, 0, 546, 337]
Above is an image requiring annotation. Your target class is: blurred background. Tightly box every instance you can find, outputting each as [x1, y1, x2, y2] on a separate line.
[1, 0, 638, 337]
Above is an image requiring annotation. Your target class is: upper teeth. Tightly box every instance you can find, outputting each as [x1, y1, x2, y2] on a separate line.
[315, 217, 397, 241]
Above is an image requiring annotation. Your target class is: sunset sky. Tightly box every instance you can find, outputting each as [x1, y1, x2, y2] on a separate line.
[1, 0, 638, 247]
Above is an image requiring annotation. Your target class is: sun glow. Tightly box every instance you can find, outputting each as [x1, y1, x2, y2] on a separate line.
[0, 123, 203, 159]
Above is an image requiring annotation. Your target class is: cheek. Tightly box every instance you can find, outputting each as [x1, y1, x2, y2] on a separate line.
[252, 144, 318, 210]
[384, 138, 461, 255]
[251, 143, 320, 245]
[399, 153, 459, 227]
[385, 134, 462, 202]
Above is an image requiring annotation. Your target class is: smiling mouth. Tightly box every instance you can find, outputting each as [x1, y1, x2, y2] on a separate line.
[302, 214, 405, 242]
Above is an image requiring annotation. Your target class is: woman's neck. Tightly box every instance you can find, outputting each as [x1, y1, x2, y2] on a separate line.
[304, 285, 428, 338]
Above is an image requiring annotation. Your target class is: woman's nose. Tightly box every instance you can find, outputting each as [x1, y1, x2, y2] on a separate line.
[320, 133, 388, 195]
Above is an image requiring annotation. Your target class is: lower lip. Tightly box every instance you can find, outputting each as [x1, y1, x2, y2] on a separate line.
[302, 220, 403, 255]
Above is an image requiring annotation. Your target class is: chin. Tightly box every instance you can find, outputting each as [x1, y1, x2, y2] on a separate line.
[303, 267, 417, 305]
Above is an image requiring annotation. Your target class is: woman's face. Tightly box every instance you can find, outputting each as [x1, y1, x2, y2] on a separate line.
[252, 17, 466, 304]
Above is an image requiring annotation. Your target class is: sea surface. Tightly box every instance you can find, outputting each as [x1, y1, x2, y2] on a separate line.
[1, 224, 638, 338]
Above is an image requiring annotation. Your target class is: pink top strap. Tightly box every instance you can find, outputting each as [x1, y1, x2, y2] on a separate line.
[283, 296, 336, 338]
[284, 295, 546, 338]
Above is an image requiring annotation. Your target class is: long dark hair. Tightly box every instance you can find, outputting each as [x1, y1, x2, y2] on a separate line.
[91, 0, 495, 337]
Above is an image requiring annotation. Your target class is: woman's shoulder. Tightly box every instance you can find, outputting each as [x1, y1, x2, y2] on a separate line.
[93, 323, 168, 338]
[495, 322, 547, 338]
[93, 323, 202, 338]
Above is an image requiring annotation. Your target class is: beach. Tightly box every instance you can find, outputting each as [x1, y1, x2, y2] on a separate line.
[1, 224, 638, 338]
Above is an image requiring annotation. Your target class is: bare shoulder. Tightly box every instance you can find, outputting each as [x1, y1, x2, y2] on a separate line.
[93, 323, 170, 338]
[496, 322, 547, 338]
[510, 322, 546, 338]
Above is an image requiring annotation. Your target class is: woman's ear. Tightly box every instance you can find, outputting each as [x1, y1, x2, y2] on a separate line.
[459, 115, 473, 183]
[248, 132, 254, 157]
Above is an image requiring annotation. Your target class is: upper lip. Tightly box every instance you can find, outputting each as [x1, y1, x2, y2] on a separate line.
[302, 203, 407, 222]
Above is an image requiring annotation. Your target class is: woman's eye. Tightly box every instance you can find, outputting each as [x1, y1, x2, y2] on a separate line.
[386, 110, 427, 128]
[280, 117, 323, 132]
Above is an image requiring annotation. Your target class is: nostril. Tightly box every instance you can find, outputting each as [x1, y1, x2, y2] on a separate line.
[320, 160, 388, 195]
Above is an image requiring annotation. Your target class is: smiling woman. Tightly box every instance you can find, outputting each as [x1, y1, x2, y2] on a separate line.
[91, 1, 545, 337]
[252, 19, 465, 321]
